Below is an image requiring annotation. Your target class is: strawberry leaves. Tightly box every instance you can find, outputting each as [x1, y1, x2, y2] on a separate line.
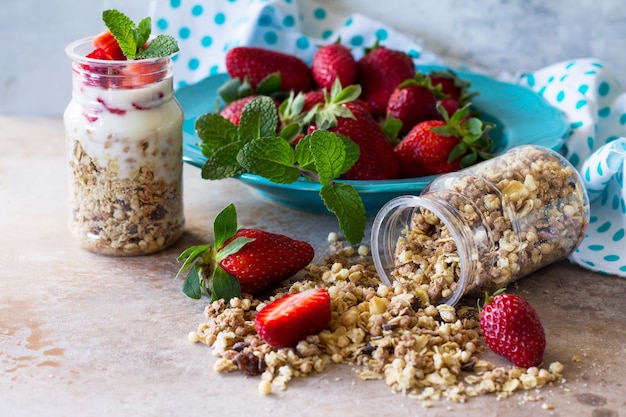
[175, 203, 244, 301]
[431, 102, 495, 168]
[195, 96, 367, 244]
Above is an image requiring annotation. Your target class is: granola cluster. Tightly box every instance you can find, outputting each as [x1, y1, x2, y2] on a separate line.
[68, 140, 184, 256]
[189, 235, 564, 403]
[391, 145, 589, 301]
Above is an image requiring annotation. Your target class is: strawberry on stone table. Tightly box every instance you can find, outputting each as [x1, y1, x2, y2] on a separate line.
[176, 204, 314, 300]
[225, 46, 314, 93]
[219, 228, 314, 295]
[394, 103, 493, 177]
[356, 43, 416, 118]
[311, 41, 357, 89]
[255, 288, 331, 348]
[479, 292, 546, 368]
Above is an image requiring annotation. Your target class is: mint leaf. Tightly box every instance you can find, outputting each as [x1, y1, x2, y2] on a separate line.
[337, 135, 360, 176]
[238, 97, 279, 142]
[201, 142, 246, 180]
[294, 135, 316, 172]
[195, 113, 238, 157]
[136, 17, 152, 49]
[102, 9, 139, 59]
[308, 130, 348, 184]
[213, 203, 238, 248]
[320, 183, 366, 244]
[135, 34, 179, 59]
[237, 137, 301, 183]
[211, 267, 241, 303]
[102, 9, 179, 60]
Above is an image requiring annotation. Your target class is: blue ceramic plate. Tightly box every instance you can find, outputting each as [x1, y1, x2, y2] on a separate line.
[177, 67, 568, 216]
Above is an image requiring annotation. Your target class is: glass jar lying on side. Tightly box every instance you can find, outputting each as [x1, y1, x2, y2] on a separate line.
[371, 145, 590, 306]
[63, 37, 185, 256]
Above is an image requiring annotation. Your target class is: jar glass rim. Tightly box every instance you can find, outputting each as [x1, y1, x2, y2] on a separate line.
[371, 195, 471, 306]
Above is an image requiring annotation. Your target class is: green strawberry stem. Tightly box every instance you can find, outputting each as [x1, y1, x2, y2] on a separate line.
[175, 203, 248, 301]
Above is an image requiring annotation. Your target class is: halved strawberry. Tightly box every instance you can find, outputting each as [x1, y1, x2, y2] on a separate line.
[255, 288, 331, 348]
[86, 48, 113, 60]
[93, 29, 126, 61]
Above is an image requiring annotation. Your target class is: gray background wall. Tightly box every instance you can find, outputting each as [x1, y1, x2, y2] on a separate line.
[1, 0, 624, 116]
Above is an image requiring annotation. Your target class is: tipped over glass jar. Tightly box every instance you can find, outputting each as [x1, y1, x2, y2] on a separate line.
[371, 145, 590, 306]
[63, 37, 185, 256]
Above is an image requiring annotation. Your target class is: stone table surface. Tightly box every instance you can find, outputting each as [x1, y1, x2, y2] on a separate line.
[1, 116, 625, 417]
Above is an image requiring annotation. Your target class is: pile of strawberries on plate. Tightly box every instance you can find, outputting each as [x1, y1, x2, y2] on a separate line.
[220, 41, 494, 181]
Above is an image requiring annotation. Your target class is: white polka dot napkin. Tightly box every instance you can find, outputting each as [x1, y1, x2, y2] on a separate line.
[150, 0, 626, 278]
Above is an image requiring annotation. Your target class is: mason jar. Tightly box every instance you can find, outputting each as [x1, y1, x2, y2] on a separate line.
[64, 37, 185, 256]
[371, 145, 590, 306]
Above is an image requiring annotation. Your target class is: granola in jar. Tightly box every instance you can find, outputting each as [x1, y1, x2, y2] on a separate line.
[371, 145, 589, 305]
[64, 37, 184, 256]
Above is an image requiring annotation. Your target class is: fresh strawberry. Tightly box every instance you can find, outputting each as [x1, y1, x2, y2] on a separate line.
[219, 228, 314, 295]
[394, 104, 493, 177]
[86, 48, 113, 60]
[386, 72, 447, 135]
[479, 292, 546, 368]
[429, 70, 476, 105]
[92, 29, 126, 61]
[255, 288, 331, 347]
[311, 41, 357, 89]
[220, 95, 280, 125]
[306, 82, 400, 180]
[356, 43, 415, 118]
[225, 46, 313, 93]
[176, 204, 314, 300]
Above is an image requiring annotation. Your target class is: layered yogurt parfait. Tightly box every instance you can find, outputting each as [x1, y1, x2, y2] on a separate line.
[63, 10, 184, 256]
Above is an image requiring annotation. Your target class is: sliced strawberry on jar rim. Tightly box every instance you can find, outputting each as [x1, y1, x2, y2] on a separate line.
[92, 29, 126, 61]
[254, 288, 331, 348]
[86, 48, 113, 60]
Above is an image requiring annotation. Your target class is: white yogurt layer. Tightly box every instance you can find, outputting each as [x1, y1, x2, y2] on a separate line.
[63, 76, 183, 183]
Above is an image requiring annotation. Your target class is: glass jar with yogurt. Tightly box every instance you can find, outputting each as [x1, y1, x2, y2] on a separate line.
[64, 37, 185, 256]
[371, 145, 590, 306]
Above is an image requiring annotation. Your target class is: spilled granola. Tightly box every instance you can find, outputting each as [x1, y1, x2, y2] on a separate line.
[189, 234, 564, 403]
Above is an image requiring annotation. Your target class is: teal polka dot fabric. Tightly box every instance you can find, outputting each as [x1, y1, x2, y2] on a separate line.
[150, 0, 443, 87]
[518, 60, 626, 277]
[151, 1, 626, 278]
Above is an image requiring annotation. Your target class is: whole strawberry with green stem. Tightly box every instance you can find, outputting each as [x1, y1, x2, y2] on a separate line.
[479, 291, 546, 368]
[305, 80, 401, 180]
[356, 41, 416, 118]
[429, 69, 476, 105]
[225, 46, 313, 94]
[311, 40, 357, 89]
[176, 204, 314, 301]
[386, 72, 448, 135]
[394, 103, 493, 177]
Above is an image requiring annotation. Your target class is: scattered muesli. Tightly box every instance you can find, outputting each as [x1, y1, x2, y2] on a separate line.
[189, 235, 564, 403]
